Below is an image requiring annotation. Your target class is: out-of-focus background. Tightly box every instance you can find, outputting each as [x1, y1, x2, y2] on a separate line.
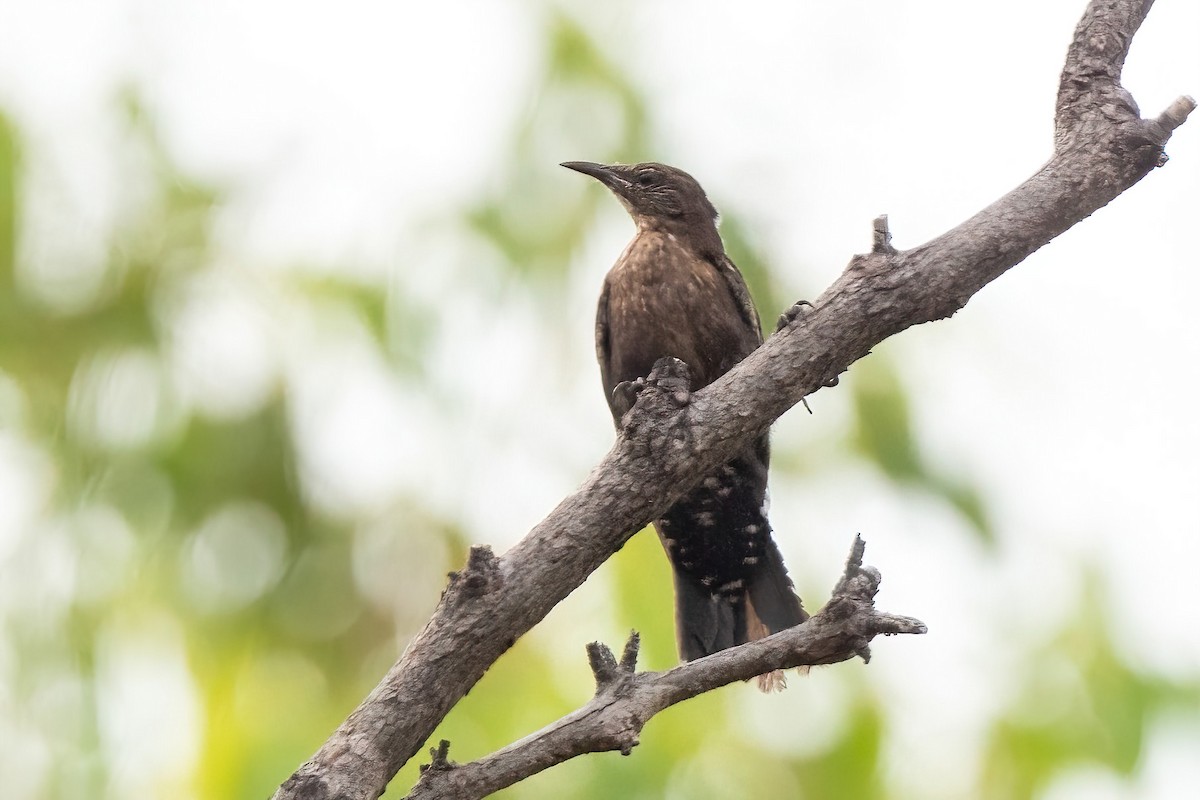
[0, 1, 1196, 798]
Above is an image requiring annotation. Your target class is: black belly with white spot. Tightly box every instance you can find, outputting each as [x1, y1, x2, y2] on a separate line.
[656, 443, 772, 598]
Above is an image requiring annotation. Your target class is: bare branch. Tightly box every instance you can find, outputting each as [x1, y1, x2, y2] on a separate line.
[272, 2, 1192, 798]
[871, 215, 895, 255]
[406, 538, 925, 800]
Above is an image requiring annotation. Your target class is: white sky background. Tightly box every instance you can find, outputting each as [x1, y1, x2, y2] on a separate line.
[0, 0, 1197, 798]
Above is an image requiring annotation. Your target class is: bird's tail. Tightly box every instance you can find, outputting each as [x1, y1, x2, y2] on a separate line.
[672, 538, 807, 692]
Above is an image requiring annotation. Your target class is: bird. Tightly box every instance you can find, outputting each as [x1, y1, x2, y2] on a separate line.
[562, 160, 807, 688]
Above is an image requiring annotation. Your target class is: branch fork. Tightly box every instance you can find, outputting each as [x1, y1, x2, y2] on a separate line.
[407, 537, 924, 800]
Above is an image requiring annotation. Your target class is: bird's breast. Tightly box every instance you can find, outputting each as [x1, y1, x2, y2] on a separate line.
[601, 232, 758, 393]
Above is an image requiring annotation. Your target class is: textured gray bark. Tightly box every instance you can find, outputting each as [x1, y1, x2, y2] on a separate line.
[272, 1, 1193, 798]
[408, 538, 926, 800]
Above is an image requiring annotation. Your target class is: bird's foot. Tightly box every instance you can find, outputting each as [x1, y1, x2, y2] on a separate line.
[613, 357, 692, 427]
[611, 377, 647, 419]
[776, 300, 815, 332]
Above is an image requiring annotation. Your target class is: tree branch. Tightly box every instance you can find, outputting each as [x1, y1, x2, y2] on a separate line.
[272, 2, 1192, 798]
[406, 537, 924, 800]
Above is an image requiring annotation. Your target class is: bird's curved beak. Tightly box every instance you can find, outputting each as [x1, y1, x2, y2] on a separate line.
[560, 161, 630, 192]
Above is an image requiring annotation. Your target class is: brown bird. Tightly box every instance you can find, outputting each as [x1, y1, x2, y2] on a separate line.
[563, 161, 807, 686]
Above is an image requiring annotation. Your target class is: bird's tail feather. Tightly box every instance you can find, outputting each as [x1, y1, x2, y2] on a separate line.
[745, 540, 808, 692]
[673, 540, 807, 692]
[745, 538, 808, 634]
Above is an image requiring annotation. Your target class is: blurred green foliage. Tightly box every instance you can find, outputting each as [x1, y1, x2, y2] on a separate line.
[0, 11, 1196, 800]
[982, 574, 1200, 799]
[467, 13, 650, 288]
[849, 355, 992, 543]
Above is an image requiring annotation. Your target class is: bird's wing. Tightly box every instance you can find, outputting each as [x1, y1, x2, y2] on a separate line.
[713, 256, 772, 470]
[715, 256, 764, 345]
[595, 277, 614, 400]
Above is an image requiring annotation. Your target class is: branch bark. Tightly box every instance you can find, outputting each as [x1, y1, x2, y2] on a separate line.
[273, 2, 1193, 798]
[407, 537, 925, 800]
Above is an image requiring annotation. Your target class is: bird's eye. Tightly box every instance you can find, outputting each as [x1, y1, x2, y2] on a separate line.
[636, 173, 655, 186]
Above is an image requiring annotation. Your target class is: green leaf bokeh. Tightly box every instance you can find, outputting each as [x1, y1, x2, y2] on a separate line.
[0, 11, 1196, 800]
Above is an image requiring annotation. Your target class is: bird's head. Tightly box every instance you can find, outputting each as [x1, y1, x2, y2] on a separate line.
[561, 161, 719, 227]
